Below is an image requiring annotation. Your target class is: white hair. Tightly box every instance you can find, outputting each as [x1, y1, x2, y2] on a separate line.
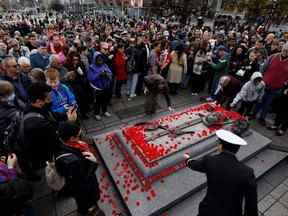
[18, 56, 31, 66]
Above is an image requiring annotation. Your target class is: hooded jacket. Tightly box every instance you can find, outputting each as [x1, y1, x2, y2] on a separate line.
[87, 52, 112, 91]
[50, 83, 76, 114]
[231, 72, 265, 106]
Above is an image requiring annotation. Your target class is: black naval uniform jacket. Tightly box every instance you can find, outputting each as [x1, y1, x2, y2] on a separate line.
[187, 151, 258, 216]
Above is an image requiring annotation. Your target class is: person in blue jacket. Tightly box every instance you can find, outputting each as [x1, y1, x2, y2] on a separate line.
[46, 67, 76, 114]
[88, 52, 112, 121]
[30, 41, 50, 70]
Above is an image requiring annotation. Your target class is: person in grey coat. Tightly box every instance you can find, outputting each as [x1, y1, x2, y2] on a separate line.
[230, 72, 265, 117]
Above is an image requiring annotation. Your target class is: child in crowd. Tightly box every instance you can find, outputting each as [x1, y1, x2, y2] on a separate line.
[58, 121, 104, 216]
[46, 68, 77, 115]
[230, 72, 265, 117]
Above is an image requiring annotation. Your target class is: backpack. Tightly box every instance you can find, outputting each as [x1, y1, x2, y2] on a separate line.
[45, 153, 74, 191]
[46, 151, 81, 191]
[126, 52, 136, 73]
[2, 112, 44, 154]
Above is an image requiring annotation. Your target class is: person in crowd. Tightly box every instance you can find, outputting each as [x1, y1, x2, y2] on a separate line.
[233, 51, 260, 84]
[18, 57, 32, 75]
[256, 43, 288, 125]
[1, 56, 31, 110]
[0, 81, 18, 147]
[167, 44, 187, 95]
[148, 41, 161, 75]
[29, 68, 46, 83]
[64, 52, 93, 118]
[0, 153, 33, 216]
[48, 54, 68, 80]
[30, 41, 50, 70]
[231, 72, 265, 117]
[114, 44, 127, 98]
[265, 33, 275, 55]
[211, 32, 227, 57]
[144, 73, 173, 115]
[45, 68, 76, 115]
[26, 33, 38, 51]
[0, 42, 8, 63]
[159, 40, 171, 79]
[136, 34, 150, 96]
[48, 34, 66, 65]
[184, 129, 258, 216]
[191, 41, 209, 95]
[8, 39, 30, 60]
[207, 46, 230, 101]
[57, 121, 105, 216]
[267, 82, 288, 136]
[88, 52, 112, 121]
[229, 45, 246, 78]
[126, 38, 139, 100]
[268, 40, 281, 56]
[214, 75, 242, 109]
[20, 82, 77, 178]
[248, 40, 268, 67]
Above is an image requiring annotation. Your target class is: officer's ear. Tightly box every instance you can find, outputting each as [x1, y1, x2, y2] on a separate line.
[217, 143, 223, 152]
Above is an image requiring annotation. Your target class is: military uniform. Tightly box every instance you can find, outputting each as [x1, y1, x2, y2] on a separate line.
[186, 130, 258, 216]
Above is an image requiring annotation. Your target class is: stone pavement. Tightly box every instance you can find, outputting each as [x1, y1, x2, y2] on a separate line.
[32, 89, 288, 216]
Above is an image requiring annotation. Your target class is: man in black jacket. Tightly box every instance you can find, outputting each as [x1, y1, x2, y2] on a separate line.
[184, 129, 258, 216]
[20, 82, 77, 173]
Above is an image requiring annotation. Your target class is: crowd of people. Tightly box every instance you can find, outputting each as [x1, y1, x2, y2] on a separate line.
[0, 11, 288, 216]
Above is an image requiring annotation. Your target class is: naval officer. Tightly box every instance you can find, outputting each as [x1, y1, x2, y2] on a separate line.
[184, 129, 258, 216]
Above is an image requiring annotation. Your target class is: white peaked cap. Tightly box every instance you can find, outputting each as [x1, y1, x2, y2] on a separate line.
[216, 129, 247, 146]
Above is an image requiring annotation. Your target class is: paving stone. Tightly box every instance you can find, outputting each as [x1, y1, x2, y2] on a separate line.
[263, 161, 288, 187]
[280, 192, 288, 209]
[31, 171, 52, 200]
[283, 178, 288, 188]
[270, 184, 288, 200]
[264, 202, 288, 216]
[56, 197, 77, 216]
[258, 195, 276, 213]
[32, 195, 56, 216]
[257, 179, 275, 201]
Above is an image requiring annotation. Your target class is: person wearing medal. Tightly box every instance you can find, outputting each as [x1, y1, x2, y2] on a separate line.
[184, 129, 258, 216]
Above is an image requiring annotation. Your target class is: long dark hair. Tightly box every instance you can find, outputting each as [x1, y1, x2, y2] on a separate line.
[175, 44, 185, 62]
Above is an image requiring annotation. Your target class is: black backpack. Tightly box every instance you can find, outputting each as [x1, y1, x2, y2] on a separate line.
[2, 112, 44, 154]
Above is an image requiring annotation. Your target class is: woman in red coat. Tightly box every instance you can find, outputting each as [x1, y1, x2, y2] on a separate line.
[114, 44, 128, 98]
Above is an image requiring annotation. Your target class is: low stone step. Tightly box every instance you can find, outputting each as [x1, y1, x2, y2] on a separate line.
[166, 149, 288, 216]
[246, 149, 288, 179]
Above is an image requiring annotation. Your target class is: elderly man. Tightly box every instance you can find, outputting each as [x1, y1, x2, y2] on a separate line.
[256, 43, 288, 125]
[0, 57, 31, 110]
[48, 54, 68, 80]
[8, 39, 30, 61]
[18, 57, 32, 75]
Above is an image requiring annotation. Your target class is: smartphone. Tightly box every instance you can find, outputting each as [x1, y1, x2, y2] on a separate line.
[71, 104, 78, 112]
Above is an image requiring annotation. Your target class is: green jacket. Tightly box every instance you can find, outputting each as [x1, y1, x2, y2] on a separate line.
[211, 57, 230, 80]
